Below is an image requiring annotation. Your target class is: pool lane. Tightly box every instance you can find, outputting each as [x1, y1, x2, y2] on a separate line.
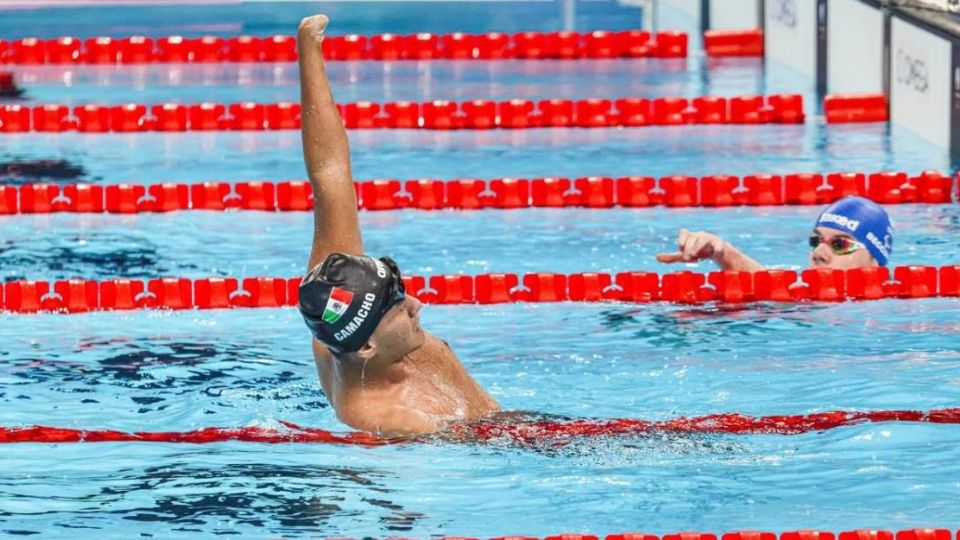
[3, 301, 960, 430]
[0, 124, 947, 186]
[0, 0, 645, 39]
[0, 204, 957, 281]
[7, 57, 759, 105]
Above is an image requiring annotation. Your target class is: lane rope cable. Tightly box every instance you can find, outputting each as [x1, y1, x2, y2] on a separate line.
[2, 408, 959, 445]
[0, 170, 953, 214]
[0, 30, 689, 64]
[2, 265, 959, 313]
[0, 94, 805, 133]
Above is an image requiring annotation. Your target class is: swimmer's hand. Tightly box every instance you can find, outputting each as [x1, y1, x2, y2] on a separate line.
[656, 228, 725, 264]
[656, 228, 766, 272]
[298, 14, 329, 45]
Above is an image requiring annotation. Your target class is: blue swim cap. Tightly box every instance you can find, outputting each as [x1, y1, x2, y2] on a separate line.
[815, 196, 893, 266]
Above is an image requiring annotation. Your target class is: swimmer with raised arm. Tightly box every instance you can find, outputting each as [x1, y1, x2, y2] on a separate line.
[295, 15, 500, 436]
[656, 196, 894, 271]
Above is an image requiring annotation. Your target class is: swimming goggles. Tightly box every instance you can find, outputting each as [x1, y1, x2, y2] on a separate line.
[378, 256, 408, 314]
[808, 233, 865, 255]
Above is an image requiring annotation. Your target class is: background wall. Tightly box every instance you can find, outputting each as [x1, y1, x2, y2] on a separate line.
[826, 0, 885, 94]
[764, 0, 818, 82]
[890, 14, 954, 150]
[708, 0, 759, 30]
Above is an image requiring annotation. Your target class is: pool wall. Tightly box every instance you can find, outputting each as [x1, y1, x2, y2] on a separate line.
[658, 0, 960, 160]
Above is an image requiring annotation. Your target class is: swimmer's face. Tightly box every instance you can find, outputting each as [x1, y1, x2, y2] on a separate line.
[808, 227, 877, 270]
[368, 295, 426, 358]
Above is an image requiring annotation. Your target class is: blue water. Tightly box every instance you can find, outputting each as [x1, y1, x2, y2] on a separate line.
[0, 1, 644, 38]
[2, 1, 960, 538]
[1, 204, 959, 282]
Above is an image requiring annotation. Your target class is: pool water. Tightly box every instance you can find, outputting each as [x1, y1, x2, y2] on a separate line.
[2, 1, 960, 538]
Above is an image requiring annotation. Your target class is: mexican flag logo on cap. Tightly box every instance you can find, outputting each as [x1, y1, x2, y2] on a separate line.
[322, 287, 354, 324]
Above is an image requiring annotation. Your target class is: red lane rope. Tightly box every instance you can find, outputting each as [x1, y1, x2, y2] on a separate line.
[2, 265, 959, 314]
[305, 531, 942, 540]
[703, 29, 764, 57]
[0, 94, 803, 133]
[529, 531, 948, 540]
[0, 422, 390, 446]
[0, 31, 687, 65]
[0, 170, 953, 215]
[825, 94, 888, 123]
[3, 408, 958, 445]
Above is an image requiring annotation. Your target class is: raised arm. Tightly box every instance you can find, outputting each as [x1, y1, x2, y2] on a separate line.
[298, 15, 363, 271]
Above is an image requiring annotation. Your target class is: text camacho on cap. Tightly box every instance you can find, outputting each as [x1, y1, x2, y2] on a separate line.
[298, 253, 405, 354]
[815, 196, 894, 266]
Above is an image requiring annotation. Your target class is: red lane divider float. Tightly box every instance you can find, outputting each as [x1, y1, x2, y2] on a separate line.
[3, 408, 959, 445]
[2, 265, 959, 314]
[0, 31, 687, 64]
[703, 29, 764, 57]
[334, 532, 945, 540]
[0, 170, 952, 215]
[825, 94, 888, 123]
[0, 94, 803, 133]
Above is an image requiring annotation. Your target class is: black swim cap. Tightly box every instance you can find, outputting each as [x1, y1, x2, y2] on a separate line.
[298, 253, 406, 354]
